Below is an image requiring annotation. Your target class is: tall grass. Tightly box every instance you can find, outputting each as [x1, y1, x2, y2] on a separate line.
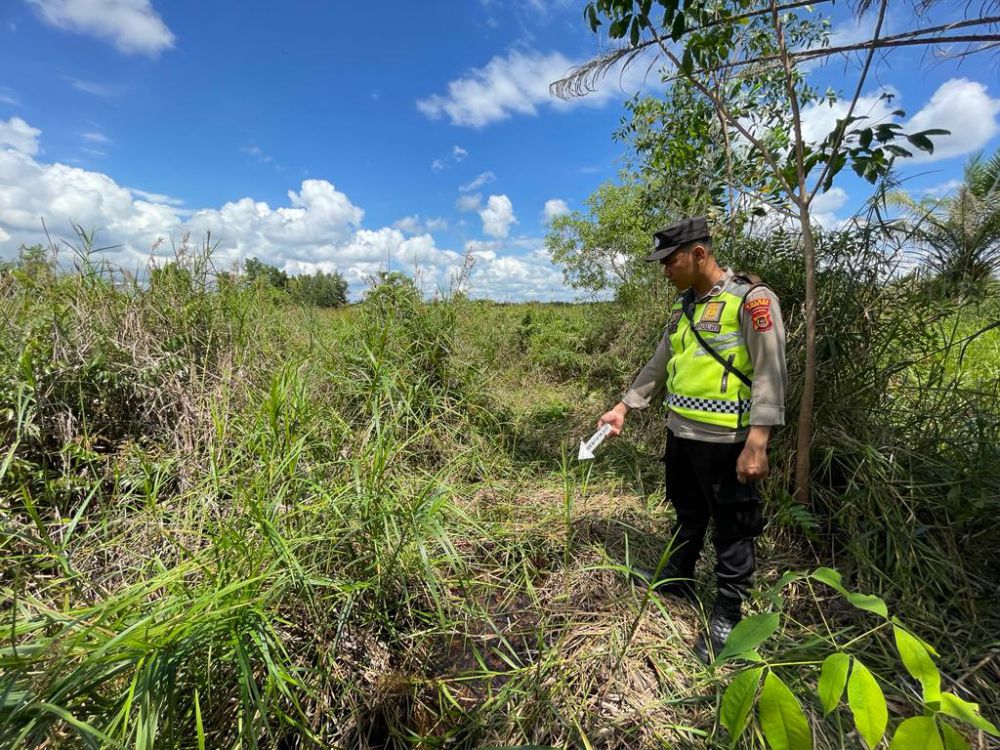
[1, 234, 997, 748]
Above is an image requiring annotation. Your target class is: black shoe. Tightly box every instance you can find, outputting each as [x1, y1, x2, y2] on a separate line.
[654, 578, 697, 602]
[695, 596, 743, 663]
[630, 567, 697, 602]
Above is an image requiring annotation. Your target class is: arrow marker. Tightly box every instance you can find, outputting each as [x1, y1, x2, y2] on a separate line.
[578, 423, 613, 461]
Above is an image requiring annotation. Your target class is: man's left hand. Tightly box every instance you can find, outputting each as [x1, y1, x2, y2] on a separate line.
[737, 433, 770, 484]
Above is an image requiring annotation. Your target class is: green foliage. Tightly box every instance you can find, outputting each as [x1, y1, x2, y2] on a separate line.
[288, 267, 348, 307]
[759, 671, 811, 750]
[848, 660, 888, 749]
[243, 256, 349, 307]
[544, 180, 661, 299]
[1, 228, 998, 748]
[891, 147, 1000, 294]
[243, 255, 289, 290]
[817, 653, 850, 716]
[719, 666, 762, 745]
[718, 568, 998, 750]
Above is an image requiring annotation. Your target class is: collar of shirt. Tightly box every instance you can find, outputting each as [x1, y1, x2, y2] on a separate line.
[696, 268, 735, 302]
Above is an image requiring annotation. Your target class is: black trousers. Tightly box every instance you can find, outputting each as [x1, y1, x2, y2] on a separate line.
[662, 429, 764, 602]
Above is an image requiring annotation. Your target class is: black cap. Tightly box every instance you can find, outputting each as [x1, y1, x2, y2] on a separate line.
[644, 216, 710, 262]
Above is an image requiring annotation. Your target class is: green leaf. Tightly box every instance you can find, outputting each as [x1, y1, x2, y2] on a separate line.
[848, 660, 888, 749]
[907, 133, 935, 154]
[718, 612, 780, 662]
[889, 717, 943, 750]
[893, 626, 941, 703]
[811, 567, 846, 594]
[859, 127, 873, 150]
[845, 592, 888, 617]
[194, 688, 206, 750]
[720, 667, 764, 746]
[938, 692, 1000, 736]
[629, 17, 640, 46]
[680, 47, 693, 75]
[609, 15, 630, 38]
[759, 672, 812, 750]
[817, 653, 850, 716]
[940, 723, 971, 750]
[670, 11, 686, 41]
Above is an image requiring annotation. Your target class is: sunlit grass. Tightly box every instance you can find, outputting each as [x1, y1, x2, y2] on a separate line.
[1, 238, 997, 748]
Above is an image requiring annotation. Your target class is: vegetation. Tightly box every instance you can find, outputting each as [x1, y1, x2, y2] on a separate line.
[245, 255, 349, 308]
[1, 221, 998, 748]
[891, 148, 1000, 297]
[3, 5, 1000, 749]
[556, 0, 998, 503]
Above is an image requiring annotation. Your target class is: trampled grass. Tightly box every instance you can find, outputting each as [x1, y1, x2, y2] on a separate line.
[1, 246, 998, 748]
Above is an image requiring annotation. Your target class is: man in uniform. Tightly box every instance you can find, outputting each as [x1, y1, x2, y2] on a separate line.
[598, 216, 787, 662]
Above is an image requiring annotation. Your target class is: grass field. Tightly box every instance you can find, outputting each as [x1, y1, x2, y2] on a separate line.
[2, 252, 998, 748]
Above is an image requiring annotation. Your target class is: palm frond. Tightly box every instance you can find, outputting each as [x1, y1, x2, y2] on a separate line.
[550, 45, 656, 101]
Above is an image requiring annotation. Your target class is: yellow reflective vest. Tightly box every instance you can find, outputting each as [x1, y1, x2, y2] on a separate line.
[665, 281, 757, 428]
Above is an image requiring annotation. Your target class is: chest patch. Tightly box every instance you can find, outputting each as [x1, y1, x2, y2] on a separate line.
[745, 297, 773, 332]
[667, 309, 682, 333]
[700, 301, 726, 323]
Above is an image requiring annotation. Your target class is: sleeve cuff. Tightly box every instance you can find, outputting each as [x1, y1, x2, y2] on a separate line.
[621, 390, 650, 411]
[750, 403, 785, 426]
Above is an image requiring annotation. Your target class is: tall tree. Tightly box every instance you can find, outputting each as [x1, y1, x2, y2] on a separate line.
[556, 0, 997, 502]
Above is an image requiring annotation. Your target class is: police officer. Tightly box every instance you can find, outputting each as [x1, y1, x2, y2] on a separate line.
[598, 216, 787, 662]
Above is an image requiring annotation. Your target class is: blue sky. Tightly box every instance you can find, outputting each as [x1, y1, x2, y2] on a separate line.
[1, 1, 998, 300]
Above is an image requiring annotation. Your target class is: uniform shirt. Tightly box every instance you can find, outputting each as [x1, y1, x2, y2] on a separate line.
[622, 268, 787, 444]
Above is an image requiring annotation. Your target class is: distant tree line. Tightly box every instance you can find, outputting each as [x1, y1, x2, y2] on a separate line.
[243, 257, 349, 308]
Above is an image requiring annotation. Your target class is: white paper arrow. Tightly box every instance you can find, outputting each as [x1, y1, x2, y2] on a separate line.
[578, 423, 613, 461]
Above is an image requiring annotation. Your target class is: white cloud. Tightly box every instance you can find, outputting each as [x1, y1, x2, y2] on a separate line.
[0, 118, 575, 301]
[810, 187, 849, 229]
[479, 194, 516, 238]
[242, 145, 273, 164]
[905, 79, 1000, 162]
[0, 117, 42, 155]
[417, 48, 652, 127]
[27, 0, 175, 56]
[455, 193, 482, 212]
[0, 87, 19, 106]
[64, 77, 126, 98]
[81, 131, 110, 144]
[465, 239, 499, 261]
[392, 214, 448, 235]
[467, 247, 571, 301]
[459, 170, 495, 192]
[920, 179, 963, 198]
[129, 188, 184, 206]
[543, 198, 570, 222]
[799, 78, 1000, 165]
[431, 144, 469, 171]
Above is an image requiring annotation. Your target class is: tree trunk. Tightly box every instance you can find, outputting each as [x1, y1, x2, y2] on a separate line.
[794, 214, 817, 504]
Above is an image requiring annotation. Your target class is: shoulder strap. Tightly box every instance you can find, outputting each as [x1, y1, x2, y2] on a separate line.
[681, 291, 753, 389]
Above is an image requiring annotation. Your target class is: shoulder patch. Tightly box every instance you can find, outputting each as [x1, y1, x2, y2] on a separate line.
[667, 309, 683, 334]
[745, 297, 773, 333]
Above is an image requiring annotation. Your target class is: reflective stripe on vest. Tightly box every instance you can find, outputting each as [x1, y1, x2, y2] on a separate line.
[666, 285, 753, 429]
[666, 393, 744, 414]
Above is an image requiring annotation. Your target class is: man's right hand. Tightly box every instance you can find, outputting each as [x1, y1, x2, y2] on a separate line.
[598, 402, 629, 437]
